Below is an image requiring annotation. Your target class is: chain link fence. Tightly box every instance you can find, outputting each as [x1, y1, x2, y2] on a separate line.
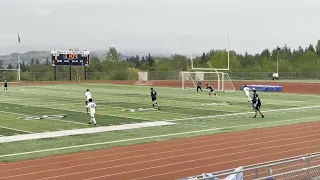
[1, 70, 320, 82]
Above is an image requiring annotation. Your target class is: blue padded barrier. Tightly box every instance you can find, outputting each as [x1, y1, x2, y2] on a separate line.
[240, 85, 283, 92]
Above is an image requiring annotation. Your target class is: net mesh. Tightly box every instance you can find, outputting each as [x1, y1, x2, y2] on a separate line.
[134, 71, 153, 86]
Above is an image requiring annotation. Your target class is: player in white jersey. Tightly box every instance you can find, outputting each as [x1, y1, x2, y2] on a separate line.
[87, 98, 97, 126]
[243, 85, 252, 102]
[85, 89, 92, 113]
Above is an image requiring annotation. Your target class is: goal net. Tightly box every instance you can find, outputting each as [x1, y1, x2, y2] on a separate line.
[134, 71, 153, 86]
[0, 69, 20, 82]
[180, 71, 235, 92]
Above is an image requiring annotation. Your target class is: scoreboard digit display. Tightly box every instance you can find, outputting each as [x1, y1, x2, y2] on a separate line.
[51, 50, 90, 66]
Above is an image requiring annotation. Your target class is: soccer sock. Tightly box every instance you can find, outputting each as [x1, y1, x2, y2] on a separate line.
[92, 117, 96, 124]
[152, 103, 155, 108]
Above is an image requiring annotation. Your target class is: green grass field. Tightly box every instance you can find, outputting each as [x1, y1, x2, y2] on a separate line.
[1, 83, 320, 162]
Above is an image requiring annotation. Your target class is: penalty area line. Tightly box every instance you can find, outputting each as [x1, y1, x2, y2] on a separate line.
[1, 115, 320, 158]
[0, 126, 33, 134]
[165, 105, 320, 122]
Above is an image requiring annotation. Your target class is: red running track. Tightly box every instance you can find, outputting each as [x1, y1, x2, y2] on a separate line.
[1, 122, 320, 180]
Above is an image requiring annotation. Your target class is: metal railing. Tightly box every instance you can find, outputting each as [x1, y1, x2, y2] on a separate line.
[177, 152, 320, 180]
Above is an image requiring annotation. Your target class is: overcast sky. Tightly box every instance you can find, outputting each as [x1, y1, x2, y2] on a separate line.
[1, 0, 320, 55]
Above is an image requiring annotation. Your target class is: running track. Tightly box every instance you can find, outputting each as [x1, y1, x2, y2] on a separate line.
[1, 122, 320, 180]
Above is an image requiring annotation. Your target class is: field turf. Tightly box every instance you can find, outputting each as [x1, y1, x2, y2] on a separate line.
[1, 83, 320, 162]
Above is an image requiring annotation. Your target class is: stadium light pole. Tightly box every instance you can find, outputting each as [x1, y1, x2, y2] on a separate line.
[17, 33, 21, 82]
[276, 47, 280, 75]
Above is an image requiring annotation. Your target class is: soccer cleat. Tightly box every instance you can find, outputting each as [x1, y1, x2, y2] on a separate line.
[88, 122, 92, 125]
[253, 115, 256, 118]
[262, 115, 264, 118]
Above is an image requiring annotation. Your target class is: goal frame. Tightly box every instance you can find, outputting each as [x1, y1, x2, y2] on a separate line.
[180, 71, 235, 92]
[0, 69, 21, 81]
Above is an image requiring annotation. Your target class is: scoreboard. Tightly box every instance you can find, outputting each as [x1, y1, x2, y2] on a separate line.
[51, 50, 90, 66]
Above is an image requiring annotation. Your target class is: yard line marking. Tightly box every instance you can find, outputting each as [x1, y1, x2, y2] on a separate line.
[165, 105, 320, 122]
[1, 115, 319, 158]
[0, 126, 33, 134]
[0, 100, 152, 121]
[0, 110, 88, 126]
[0, 121, 175, 144]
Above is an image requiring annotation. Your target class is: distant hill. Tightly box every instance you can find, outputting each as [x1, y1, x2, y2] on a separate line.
[0, 50, 200, 67]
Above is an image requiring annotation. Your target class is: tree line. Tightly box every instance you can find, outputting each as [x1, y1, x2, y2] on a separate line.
[1, 40, 320, 81]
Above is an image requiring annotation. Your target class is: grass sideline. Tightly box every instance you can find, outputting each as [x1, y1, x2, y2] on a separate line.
[0, 84, 320, 162]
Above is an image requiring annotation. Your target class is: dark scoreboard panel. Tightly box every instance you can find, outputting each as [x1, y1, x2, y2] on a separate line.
[51, 51, 90, 66]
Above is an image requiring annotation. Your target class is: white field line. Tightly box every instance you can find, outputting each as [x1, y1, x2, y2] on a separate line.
[0, 100, 151, 121]
[1, 115, 320, 158]
[0, 121, 175, 144]
[2, 122, 319, 171]
[127, 145, 320, 180]
[34, 138, 320, 180]
[0, 110, 88, 126]
[166, 105, 320, 122]
[1, 128, 319, 178]
[0, 126, 33, 134]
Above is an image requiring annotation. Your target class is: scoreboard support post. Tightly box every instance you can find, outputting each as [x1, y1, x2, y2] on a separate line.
[84, 66, 87, 80]
[69, 66, 72, 81]
[54, 66, 57, 81]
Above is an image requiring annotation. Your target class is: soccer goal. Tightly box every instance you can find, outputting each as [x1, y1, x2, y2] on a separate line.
[134, 71, 153, 86]
[180, 71, 235, 92]
[0, 69, 20, 82]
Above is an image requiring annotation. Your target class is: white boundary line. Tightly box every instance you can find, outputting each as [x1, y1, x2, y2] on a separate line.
[166, 105, 320, 122]
[1, 115, 320, 158]
[0, 111, 88, 126]
[0, 126, 33, 134]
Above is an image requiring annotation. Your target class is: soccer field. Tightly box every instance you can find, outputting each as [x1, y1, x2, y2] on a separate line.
[1, 83, 320, 162]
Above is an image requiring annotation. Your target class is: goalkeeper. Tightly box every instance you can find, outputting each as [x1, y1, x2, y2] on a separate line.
[196, 79, 203, 95]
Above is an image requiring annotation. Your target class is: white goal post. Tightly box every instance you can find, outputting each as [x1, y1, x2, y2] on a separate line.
[180, 71, 235, 92]
[134, 71, 153, 86]
[0, 69, 21, 82]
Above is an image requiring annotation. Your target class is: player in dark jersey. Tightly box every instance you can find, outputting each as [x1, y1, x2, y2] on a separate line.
[4, 79, 7, 91]
[251, 90, 257, 109]
[253, 94, 264, 118]
[206, 84, 217, 96]
[150, 87, 159, 108]
[196, 80, 203, 95]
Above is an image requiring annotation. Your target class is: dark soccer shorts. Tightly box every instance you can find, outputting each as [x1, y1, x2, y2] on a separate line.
[152, 97, 156, 102]
[210, 89, 214, 92]
[85, 101, 88, 105]
[255, 105, 261, 110]
[4, 83, 7, 87]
